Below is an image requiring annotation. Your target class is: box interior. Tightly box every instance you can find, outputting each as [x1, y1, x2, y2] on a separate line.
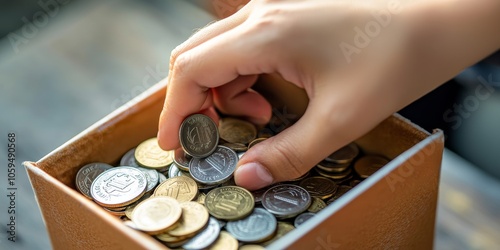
[26, 76, 441, 250]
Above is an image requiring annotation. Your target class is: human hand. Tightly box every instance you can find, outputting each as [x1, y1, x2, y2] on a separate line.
[158, 0, 500, 190]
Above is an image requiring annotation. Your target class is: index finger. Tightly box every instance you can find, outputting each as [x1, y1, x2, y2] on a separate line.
[158, 27, 250, 150]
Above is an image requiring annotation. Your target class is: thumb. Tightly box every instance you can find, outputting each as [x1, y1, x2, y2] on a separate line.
[234, 100, 352, 190]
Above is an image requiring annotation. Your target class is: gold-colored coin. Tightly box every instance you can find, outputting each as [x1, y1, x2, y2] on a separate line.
[154, 176, 198, 202]
[218, 118, 257, 145]
[135, 138, 174, 169]
[261, 222, 295, 246]
[221, 142, 248, 152]
[315, 167, 352, 180]
[248, 138, 267, 149]
[205, 186, 254, 220]
[208, 231, 238, 250]
[131, 196, 182, 235]
[102, 207, 126, 216]
[299, 176, 338, 200]
[155, 232, 189, 243]
[124, 194, 150, 219]
[196, 192, 206, 205]
[239, 245, 265, 250]
[308, 197, 327, 213]
[354, 155, 389, 178]
[167, 201, 209, 237]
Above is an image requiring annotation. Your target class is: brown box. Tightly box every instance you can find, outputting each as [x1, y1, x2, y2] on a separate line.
[25, 77, 444, 250]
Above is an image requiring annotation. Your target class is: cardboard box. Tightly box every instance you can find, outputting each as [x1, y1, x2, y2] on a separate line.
[25, 77, 444, 249]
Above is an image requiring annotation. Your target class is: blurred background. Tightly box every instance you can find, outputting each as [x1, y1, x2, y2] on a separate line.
[0, 0, 498, 249]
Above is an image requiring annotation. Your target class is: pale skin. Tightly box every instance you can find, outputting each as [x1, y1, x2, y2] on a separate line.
[158, 0, 500, 190]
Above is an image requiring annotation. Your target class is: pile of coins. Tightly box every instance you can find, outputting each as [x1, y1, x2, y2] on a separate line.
[75, 114, 390, 249]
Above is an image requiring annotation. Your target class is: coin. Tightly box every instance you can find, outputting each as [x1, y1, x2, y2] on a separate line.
[154, 176, 198, 202]
[130, 166, 159, 194]
[120, 148, 141, 168]
[326, 185, 353, 205]
[205, 186, 254, 220]
[155, 233, 188, 243]
[294, 212, 315, 227]
[158, 172, 167, 184]
[179, 114, 219, 158]
[221, 142, 248, 152]
[189, 146, 238, 185]
[207, 231, 238, 250]
[196, 192, 206, 204]
[182, 217, 221, 250]
[135, 138, 173, 169]
[226, 208, 277, 243]
[75, 162, 113, 199]
[124, 194, 151, 219]
[308, 197, 327, 213]
[316, 160, 351, 173]
[247, 138, 267, 149]
[354, 155, 389, 178]
[168, 201, 209, 237]
[239, 245, 265, 250]
[131, 196, 182, 235]
[315, 167, 353, 180]
[260, 222, 295, 246]
[90, 166, 147, 208]
[251, 187, 269, 204]
[262, 184, 311, 219]
[287, 171, 310, 182]
[218, 117, 257, 145]
[237, 151, 245, 159]
[350, 179, 362, 187]
[168, 162, 187, 178]
[103, 206, 126, 216]
[173, 147, 190, 171]
[325, 143, 359, 164]
[299, 176, 338, 199]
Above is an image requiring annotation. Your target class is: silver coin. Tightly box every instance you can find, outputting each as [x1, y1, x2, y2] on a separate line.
[251, 187, 270, 204]
[158, 172, 168, 184]
[226, 208, 277, 243]
[294, 212, 315, 227]
[75, 162, 113, 199]
[183, 217, 221, 250]
[130, 166, 159, 193]
[120, 148, 140, 168]
[173, 147, 190, 171]
[189, 146, 238, 185]
[90, 166, 147, 207]
[168, 163, 185, 178]
[262, 184, 311, 219]
[169, 163, 218, 190]
[325, 143, 359, 164]
[237, 151, 245, 160]
[179, 114, 219, 158]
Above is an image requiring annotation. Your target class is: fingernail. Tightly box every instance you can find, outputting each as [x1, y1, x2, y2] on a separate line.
[235, 162, 274, 190]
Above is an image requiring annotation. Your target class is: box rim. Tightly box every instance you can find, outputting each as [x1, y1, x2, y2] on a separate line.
[268, 130, 444, 250]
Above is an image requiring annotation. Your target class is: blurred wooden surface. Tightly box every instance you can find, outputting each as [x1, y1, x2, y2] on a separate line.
[0, 1, 498, 249]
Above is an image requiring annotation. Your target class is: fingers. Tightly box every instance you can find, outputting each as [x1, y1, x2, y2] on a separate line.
[234, 98, 354, 190]
[213, 75, 272, 125]
[158, 21, 275, 150]
[169, 1, 254, 63]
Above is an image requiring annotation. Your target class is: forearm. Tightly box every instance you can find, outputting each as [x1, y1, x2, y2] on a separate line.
[381, 0, 500, 110]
